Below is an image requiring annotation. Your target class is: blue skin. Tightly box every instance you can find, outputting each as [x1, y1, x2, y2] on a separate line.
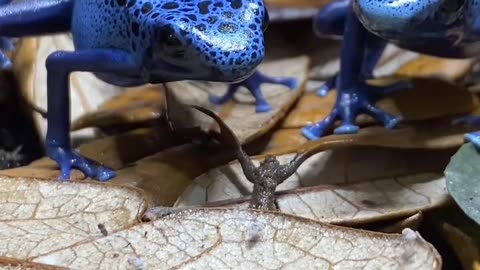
[352, 0, 480, 148]
[302, 0, 412, 140]
[0, 0, 270, 181]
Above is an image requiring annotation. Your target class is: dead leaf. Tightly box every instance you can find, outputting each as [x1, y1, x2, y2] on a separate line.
[442, 223, 480, 270]
[167, 56, 309, 144]
[0, 176, 147, 259]
[262, 119, 478, 156]
[176, 147, 451, 225]
[428, 205, 480, 270]
[282, 78, 476, 129]
[395, 56, 473, 82]
[77, 127, 179, 170]
[13, 35, 124, 141]
[377, 212, 424, 233]
[109, 143, 236, 206]
[72, 85, 165, 131]
[33, 208, 441, 269]
[0, 257, 67, 270]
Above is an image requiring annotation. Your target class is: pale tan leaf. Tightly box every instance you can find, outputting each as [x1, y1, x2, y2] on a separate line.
[176, 147, 451, 224]
[34, 208, 441, 270]
[166, 55, 309, 143]
[0, 176, 147, 259]
[0, 257, 66, 270]
[15, 35, 124, 141]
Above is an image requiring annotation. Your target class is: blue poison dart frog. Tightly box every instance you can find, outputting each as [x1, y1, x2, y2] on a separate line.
[353, 0, 480, 148]
[0, 0, 273, 181]
[303, 0, 480, 148]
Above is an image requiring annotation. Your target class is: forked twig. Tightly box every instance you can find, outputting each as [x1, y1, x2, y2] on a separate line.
[190, 105, 322, 211]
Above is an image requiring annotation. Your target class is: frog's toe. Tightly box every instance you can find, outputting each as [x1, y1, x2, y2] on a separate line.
[316, 74, 337, 97]
[255, 100, 272, 113]
[465, 131, 480, 149]
[282, 78, 298, 90]
[0, 52, 12, 69]
[302, 81, 403, 140]
[209, 93, 231, 105]
[47, 146, 116, 182]
[334, 124, 359, 134]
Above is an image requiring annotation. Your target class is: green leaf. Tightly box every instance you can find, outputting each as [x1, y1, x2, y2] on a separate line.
[445, 143, 480, 225]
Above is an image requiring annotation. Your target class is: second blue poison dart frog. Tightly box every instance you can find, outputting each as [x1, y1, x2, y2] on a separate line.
[304, 0, 480, 146]
[302, 0, 413, 140]
[353, 0, 480, 149]
[0, 0, 270, 181]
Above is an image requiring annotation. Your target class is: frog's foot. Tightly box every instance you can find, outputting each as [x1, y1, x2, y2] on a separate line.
[47, 146, 115, 182]
[209, 71, 298, 113]
[465, 131, 480, 149]
[0, 37, 14, 69]
[302, 81, 408, 140]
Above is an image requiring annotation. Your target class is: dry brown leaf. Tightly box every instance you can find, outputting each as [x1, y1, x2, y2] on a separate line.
[71, 85, 165, 131]
[13, 35, 124, 141]
[76, 127, 179, 170]
[262, 119, 478, 155]
[0, 125, 181, 180]
[33, 208, 441, 269]
[167, 56, 309, 143]
[0, 176, 147, 259]
[0, 257, 66, 270]
[395, 56, 473, 82]
[176, 147, 451, 225]
[377, 212, 424, 233]
[109, 144, 236, 206]
[282, 78, 475, 129]
[441, 223, 480, 270]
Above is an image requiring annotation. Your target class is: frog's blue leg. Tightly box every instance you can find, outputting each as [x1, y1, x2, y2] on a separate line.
[465, 131, 480, 149]
[46, 49, 141, 181]
[209, 70, 298, 113]
[451, 117, 480, 149]
[0, 0, 73, 68]
[302, 5, 409, 140]
[313, 0, 388, 97]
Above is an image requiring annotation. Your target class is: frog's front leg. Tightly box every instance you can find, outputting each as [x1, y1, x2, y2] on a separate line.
[313, 0, 387, 97]
[302, 5, 409, 140]
[45, 49, 141, 181]
[209, 71, 298, 113]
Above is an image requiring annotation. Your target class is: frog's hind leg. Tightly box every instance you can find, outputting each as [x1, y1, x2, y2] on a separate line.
[209, 71, 298, 113]
[313, 0, 389, 97]
[302, 5, 410, 140]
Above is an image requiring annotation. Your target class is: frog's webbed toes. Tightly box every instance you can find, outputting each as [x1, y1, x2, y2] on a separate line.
[465, 131, 480, 149]
[209, 70, 297, 113]
[47, 146, 115, 182]
[302, 84, 403, 140]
